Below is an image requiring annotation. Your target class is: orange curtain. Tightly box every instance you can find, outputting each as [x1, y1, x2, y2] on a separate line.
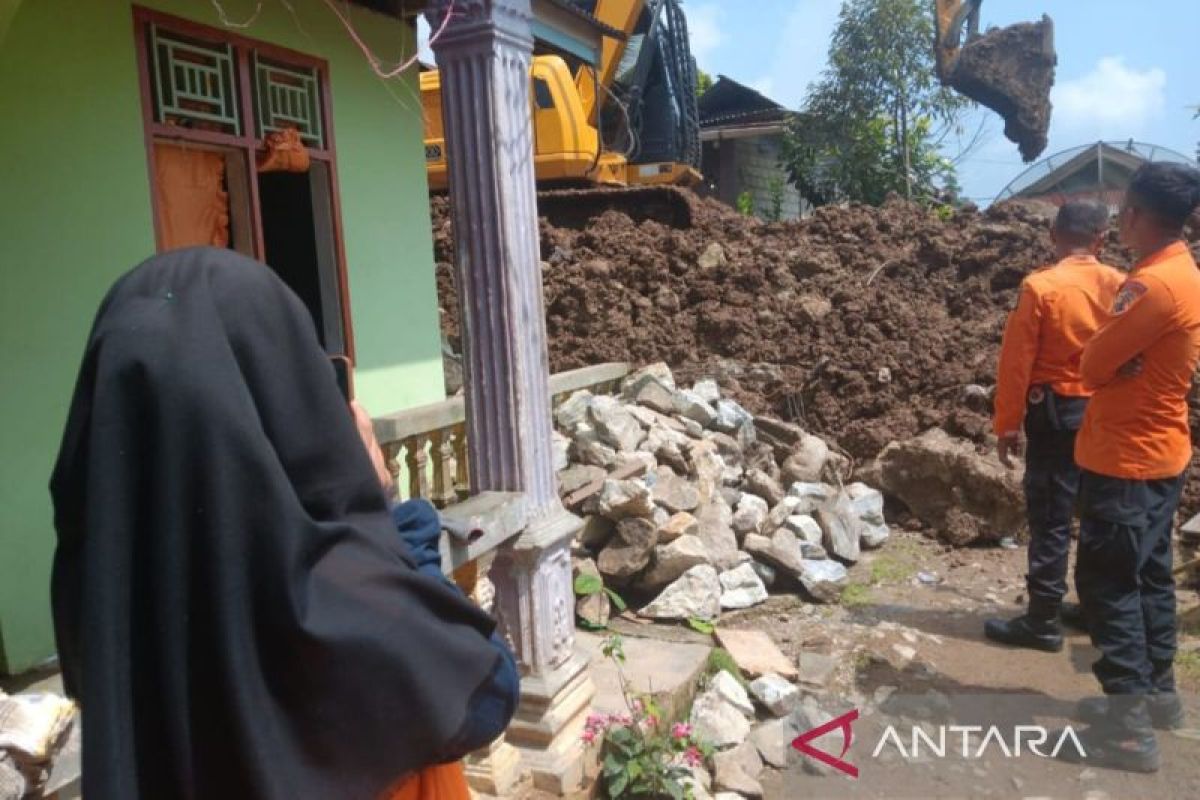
[383, 762, 472, 800]
[153, 143, 230, 250]
[257, 128, 311, 173]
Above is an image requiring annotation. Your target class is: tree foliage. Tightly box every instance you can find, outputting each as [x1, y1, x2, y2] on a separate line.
[696, 68, 713, 99]
[782, 0, 965, 206]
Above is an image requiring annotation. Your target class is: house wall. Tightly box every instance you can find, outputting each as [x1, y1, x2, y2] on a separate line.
[0, 0, 443, 673]
[701, 134, 806, 221]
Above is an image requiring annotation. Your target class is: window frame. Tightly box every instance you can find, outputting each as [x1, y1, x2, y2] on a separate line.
[132, 5, 355, 359]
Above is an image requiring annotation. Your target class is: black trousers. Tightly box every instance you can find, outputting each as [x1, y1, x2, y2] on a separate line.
[1075, 470, 1183, 695]
[1023, 393, 1087, 611]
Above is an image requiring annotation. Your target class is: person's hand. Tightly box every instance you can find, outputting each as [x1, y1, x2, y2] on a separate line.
[997, 431, 1022, 468]
[351, 400, 396, 498]
[1117, 356, 1144, 378]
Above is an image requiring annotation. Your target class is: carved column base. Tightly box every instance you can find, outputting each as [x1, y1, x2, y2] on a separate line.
[463, 736, 523, 796]
[506, 652, 595, 795]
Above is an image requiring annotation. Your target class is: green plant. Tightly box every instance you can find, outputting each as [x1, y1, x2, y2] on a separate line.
[686, 617, 715, 635]
[840, 582, 873, 608]
[702, 647, 747, 688]
[588, 635, 713, 799]
[573, 573, 627, 629]
[1176, 649, 1200, 689]
[735, 190, 754, 217]
[766, 176, 786, 222]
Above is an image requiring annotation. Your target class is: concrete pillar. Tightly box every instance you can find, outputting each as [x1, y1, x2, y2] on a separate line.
[426, 1, 592, 793]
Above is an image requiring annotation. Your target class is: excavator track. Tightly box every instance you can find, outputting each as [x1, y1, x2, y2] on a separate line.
[535, 185, 695, 231]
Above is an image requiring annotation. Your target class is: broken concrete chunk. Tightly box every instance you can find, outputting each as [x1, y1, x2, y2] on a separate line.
[558, 464, 606, 497]
[642, 535, 712, 589]
[585, 478, 655, 519]
[713, 740, 764, 798]
[719, 563, 769, 610]
[632, 377, 678, 416]
[878, 428, 1024, 545]
[641, 564, 722, 621]
[743, 469, 786, 507]
[714, 628, 798, 681]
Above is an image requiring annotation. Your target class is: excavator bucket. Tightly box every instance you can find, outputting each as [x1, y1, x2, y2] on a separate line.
[946, 15, 1056, 162]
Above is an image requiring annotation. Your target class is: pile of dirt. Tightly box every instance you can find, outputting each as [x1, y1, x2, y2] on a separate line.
[431, 193, 1200, 514]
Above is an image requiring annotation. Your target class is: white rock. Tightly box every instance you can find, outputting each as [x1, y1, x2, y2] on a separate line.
[749, 674, 800, 717]
[719, 563, 769, 610]
[641, 565, 722, 621]
[787, 482, 834, 514]
[695, 498, 741, 571]
[766, 496, 802, 531]
[781, 434, 830, 484]
[690, 441, 728, 508]
[674, 390, 719, 428]
[714, 399, 753, 434]
[589, 397, 646, 453]
[846, 482, 885, 524]
[861, 521, 891, 549]
[693, 378, 722, 403]
[621, 362, 677, 395]
[713, 740, 764, 797]
[709, 670, 756, 717]
[642, 535, 712, 589]
[816, 496, 861, 563]
[691, 690, 753, 749]
[732, 494, 769, 537]
[631, 377, 677, 416]
[798, 559, 848, 603]
[555, 390, 593, 431]
[784, 514, 823, 545]
[552, 431, 571, 472]
[584, 479, 655, 519]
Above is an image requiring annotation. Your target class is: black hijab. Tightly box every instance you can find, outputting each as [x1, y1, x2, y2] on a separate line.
[50, 248, 501, 799]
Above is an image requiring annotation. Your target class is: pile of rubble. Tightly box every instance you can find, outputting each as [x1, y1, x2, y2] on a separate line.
[559, 364, 892, 624]
[434, 192, 1200, 521]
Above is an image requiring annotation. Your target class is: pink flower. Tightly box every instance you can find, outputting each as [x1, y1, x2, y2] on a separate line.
[582, 729, 596, 745]
[671, 723, 693, 740]
[683, 746, 704, 768]
[631, 698, 644, 714]
[613, 713, 633, 728]
[585, 713, 609, 730]
[645, 715, 659, 729]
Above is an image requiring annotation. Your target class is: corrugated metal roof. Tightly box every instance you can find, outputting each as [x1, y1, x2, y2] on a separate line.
[698, 75, 790, 129]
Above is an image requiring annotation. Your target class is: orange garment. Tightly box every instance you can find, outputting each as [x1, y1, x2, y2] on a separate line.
[257, 127, 311, 173]
[992, 255, 1124, 436]
[383, 762, 472, 800]
[153, 143, 230, 250]
[1076, 241, 1200, 479]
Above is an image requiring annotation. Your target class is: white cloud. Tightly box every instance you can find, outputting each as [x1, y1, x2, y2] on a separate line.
[756, 0, 842, 109]
[416, 15, 435, 65]
[1052, 57, 1166, 136]
[684, 2, 725, 65]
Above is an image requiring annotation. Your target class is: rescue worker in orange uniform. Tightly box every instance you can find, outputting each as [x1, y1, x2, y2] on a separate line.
[1059, 162, 1200, 773]
[985, 201, 1123, 651]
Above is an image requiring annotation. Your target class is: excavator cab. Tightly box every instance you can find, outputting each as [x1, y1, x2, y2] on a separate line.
[935, 0, 1057, 162]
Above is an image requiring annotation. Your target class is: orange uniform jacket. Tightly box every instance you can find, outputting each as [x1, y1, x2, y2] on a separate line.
[1076, 241, 1200, 479]
[993, 255, 1124, 436]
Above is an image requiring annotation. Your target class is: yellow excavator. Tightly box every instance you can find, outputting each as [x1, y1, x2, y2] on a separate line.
[421, 0, 1055, 223]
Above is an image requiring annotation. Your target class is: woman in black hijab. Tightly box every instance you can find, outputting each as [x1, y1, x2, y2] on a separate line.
[50, 248, 516, 799]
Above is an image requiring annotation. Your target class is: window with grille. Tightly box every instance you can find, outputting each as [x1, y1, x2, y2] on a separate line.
[135, 7, 350, 359]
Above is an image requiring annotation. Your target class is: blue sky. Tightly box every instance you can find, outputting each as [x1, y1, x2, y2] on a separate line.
[683, 0, 1200, 204]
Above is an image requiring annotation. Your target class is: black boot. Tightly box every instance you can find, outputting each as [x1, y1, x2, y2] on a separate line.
[984, 598, 1063, 652]
[1059, 601, 1088, 631]
[1058, 696, 1160, 773]
[1077, 694, 1186, 731]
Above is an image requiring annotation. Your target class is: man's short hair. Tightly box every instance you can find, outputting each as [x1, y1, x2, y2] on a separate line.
[1053, 200, 1109, 244]
[1126, 162, 1200, 230]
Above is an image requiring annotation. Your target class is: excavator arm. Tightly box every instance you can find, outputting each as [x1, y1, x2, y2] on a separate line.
[933, 0, 1057, 162]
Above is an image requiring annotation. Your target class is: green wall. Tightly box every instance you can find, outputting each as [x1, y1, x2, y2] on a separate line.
[0, 0, 444, 674]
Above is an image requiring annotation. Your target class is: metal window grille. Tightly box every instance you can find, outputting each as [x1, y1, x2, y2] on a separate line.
[254, 54, 324, 148]
[149, 25, 241, 133]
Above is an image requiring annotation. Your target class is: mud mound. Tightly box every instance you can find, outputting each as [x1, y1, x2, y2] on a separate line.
[432, 193, 1200, 514]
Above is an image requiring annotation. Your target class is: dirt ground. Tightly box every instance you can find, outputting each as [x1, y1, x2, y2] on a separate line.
[720, 529, 1200, 798]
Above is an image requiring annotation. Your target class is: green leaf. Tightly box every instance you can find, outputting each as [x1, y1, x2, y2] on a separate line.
[687, 617, 715, 635]
[577, 616, 608, 631]
[604, 587, 628, 612]
[609, 770, 629, 797]
[574, 573, 603, 596]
